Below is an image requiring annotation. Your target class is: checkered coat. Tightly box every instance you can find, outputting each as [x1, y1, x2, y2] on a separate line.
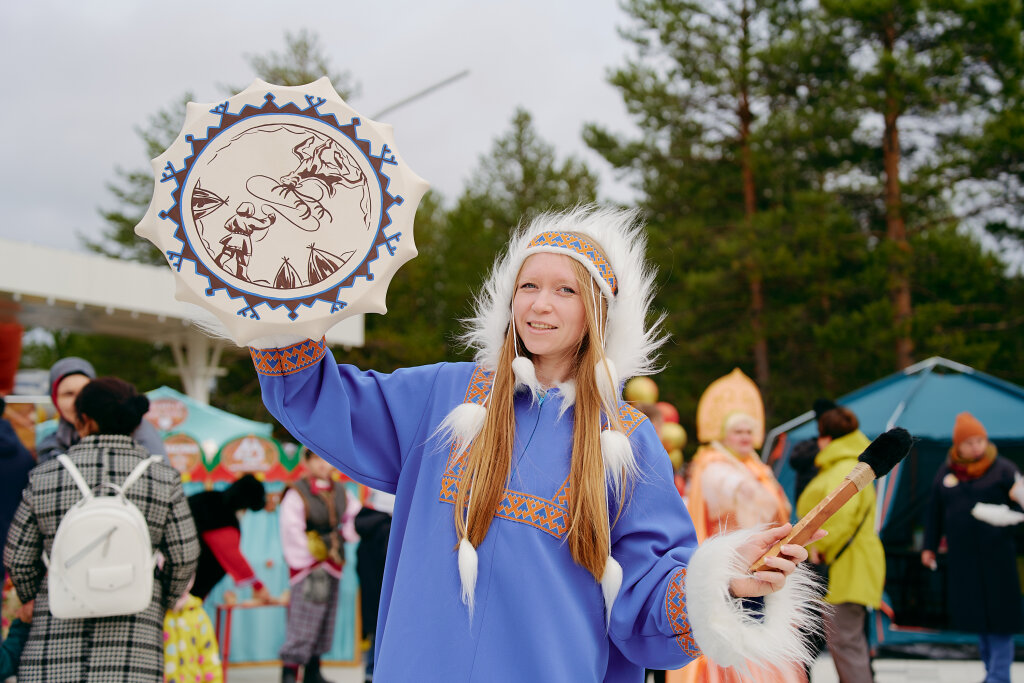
[4, 434, 200, 683]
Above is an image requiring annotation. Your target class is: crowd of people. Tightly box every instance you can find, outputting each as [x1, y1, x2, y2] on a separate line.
[0, 206, 1021, 683]
[0, 360, 387, 683]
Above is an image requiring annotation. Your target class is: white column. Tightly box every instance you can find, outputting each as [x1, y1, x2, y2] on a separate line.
[169, 329, 227, 404]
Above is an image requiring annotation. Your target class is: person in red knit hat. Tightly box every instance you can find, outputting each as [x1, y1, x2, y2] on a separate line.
[922, 412, 1024, 683]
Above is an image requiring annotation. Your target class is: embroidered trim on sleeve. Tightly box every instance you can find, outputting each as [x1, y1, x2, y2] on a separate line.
[250, 337, 327, 376]
[666, 567, 702, 658]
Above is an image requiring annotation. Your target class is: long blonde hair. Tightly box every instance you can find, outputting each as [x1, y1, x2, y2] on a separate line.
[453, 251, 624, 582]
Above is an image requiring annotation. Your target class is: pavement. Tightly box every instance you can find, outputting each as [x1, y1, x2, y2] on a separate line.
[811, 654, 1024, 682]
[222, 655, 1024, 682]
[227, 664, 364, 683]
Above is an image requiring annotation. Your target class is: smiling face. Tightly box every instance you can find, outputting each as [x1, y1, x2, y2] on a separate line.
[513, 252, 589, 385]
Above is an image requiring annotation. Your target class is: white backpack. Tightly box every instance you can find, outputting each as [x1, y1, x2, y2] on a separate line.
[43, 453, 162, 619]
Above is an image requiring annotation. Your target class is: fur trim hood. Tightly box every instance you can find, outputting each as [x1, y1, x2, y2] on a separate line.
[461, 205, 665, 383]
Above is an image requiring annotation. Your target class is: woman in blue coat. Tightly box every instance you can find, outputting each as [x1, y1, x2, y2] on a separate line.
[250, 207, 822, 682]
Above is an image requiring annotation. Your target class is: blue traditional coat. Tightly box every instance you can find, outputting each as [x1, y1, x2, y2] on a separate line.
[253, 339, 703, 682]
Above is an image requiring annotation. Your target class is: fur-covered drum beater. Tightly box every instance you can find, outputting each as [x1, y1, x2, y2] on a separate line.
[750, 427, 913, 572]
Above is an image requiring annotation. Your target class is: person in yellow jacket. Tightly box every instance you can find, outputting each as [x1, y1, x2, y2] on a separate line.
[797, 402, 885, 683]
[163, 592, 223, 683]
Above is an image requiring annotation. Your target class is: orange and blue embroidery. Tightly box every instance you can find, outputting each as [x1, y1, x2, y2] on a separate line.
[439, 365, 647, 538]
[616, 403, 646, 437]
[250, 337, 327, 376]
[438, 366, 573, 537]
[666, 567, 701, 658]
[527, 231, 618, 296]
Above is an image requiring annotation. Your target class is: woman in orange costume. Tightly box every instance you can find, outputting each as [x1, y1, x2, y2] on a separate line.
[667, 369, 804, 683]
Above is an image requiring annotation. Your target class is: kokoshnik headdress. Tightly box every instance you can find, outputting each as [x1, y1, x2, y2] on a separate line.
[438, 205, 666, 621]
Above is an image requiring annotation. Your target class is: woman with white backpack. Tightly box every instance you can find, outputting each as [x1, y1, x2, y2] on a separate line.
[4, 376, 200, 683]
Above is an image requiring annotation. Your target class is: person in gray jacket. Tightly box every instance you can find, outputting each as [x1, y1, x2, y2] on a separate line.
[35, 357, 166, 465]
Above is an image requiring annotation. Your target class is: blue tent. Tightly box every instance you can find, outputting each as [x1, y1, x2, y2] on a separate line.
[766, 357, 1024, 653]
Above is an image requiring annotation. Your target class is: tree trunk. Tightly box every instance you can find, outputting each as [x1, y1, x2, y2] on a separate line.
[739, 0, 771, 399]
[882, 19, 914, 370]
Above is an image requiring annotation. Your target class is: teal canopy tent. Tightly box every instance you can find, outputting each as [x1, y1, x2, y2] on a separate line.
[145, 387, 359, 665]
[145, 385, 272, 472]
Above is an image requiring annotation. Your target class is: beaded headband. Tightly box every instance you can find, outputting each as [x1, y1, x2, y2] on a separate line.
[523, 231, 618, 299]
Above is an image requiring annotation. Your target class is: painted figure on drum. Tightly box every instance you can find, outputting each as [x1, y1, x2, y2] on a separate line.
[214, 202, 277, 281]
[248, 132, 372, 233]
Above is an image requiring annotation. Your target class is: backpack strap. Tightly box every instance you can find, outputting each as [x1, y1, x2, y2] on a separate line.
[57, 454, 95, 500]
[122, 455, 161, 493]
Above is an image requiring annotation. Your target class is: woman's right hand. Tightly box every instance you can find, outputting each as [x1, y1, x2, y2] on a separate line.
[921, 550, 937, 570]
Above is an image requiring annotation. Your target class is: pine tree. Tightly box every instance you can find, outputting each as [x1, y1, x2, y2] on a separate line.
[585, 0, 863, 421]
[438, 108, 599, 350]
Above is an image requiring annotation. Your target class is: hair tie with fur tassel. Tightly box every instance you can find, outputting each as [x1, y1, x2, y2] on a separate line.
[458, 536, 479, 619]
[600, 554, 624, 628]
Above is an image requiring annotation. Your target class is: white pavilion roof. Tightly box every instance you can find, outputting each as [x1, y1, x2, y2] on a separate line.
[0, 237, 364, 348]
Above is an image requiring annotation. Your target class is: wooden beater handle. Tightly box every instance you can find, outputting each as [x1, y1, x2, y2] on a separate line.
[749, 462, 874, 572]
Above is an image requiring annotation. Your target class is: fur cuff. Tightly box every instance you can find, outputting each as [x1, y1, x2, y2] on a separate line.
[684, 528, 822, 672]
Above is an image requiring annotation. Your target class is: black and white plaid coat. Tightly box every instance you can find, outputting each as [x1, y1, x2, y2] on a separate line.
[4, 434, 199, 683]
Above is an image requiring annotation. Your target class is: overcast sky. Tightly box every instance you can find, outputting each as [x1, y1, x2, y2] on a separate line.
[0, 1, 639, 253]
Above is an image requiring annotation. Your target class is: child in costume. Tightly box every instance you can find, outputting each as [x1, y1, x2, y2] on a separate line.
[249, 207, 821, 682]
[277, 448, 360, 683]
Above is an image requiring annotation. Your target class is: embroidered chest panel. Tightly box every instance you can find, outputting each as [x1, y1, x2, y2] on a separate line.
[438, 365, 646, 538]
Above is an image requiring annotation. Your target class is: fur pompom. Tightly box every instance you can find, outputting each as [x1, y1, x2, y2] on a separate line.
[600, 554, 624, 628]
[684, 528, 824, 673]
[595, 358, 619, 411]
[435, 402, 487, 455]
[458, 537, 479, 619]
[601, 429, 638, 493]
[512, 356, 543, 398]
[971, 502, 1024, 527]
